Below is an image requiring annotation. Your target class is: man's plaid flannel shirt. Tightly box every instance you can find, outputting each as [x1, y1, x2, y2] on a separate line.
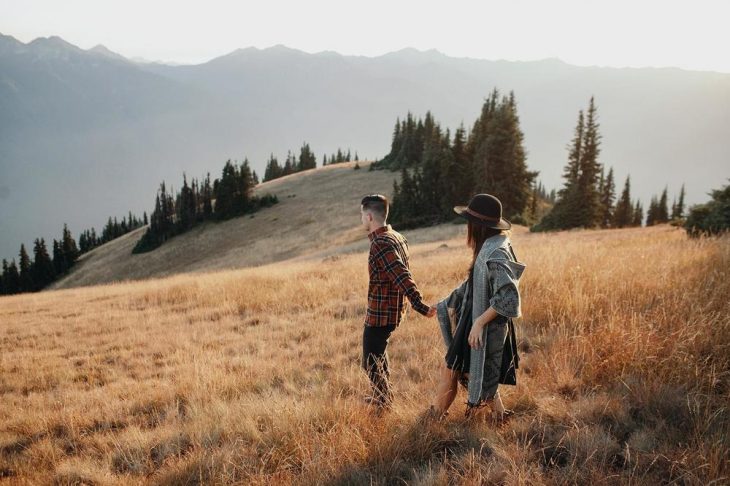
[365, 224, 430, 327]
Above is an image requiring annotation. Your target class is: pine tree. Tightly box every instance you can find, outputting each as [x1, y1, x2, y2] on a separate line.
[599, 167, 616, 227]
[283, 152, 294, 175]
[576, 97, 603, 227]
[237, 159, 255, 214]
[533, 110, 585, 230]
[446, 123, 473, 208]
[674, 184, 686, 219]
[0, 258, 8, 295]
[658, 187, 669, 223]
[52, 239, 64, 274]
[18, 244, 33, 292]
[298, 142, 316, 170]
[471, 92, 536, 219]
[632, 200, 643, 227]
[61, 224, 79, 270]
[3, 259, 20, 295]
[264, 154, 282, 182]
[613, 176, 633, 228]
[31, 238, 55, 290]
[646, 196, 659, 226]
[214, 160, 237, 219]
[202, 173, 213, 218]
[177, 173, 195, 231]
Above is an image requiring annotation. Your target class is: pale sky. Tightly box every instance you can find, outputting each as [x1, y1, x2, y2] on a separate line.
[1, 0, 729, 72]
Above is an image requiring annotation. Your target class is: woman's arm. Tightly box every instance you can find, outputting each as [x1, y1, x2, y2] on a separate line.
[467, 307, 499, 348]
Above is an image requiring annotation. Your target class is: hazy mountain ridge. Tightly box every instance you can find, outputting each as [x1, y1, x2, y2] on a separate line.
[1, 32, 728, 262]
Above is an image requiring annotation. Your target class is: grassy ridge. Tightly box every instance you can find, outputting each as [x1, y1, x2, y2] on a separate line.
[1, 224, 728, 484]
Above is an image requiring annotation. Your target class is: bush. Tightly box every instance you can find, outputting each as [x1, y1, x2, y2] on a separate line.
[685, 181, 730, 237]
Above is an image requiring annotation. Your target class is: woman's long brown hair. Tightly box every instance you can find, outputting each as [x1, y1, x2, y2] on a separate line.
[467, 221, 508, 280]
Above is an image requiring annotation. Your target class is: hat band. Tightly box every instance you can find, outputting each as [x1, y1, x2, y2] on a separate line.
[466, 207, 500, 222]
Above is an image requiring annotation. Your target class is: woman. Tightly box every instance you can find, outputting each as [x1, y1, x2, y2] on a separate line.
[429, 193, 525, 421]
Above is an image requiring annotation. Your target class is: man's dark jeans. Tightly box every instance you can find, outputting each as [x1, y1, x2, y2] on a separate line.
[362, 324, 396, 406]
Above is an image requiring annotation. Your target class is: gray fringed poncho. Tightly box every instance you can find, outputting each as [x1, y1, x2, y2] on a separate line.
[436, 234, 525, 406]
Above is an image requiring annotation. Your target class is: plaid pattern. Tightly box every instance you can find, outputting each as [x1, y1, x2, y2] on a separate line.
[365, 225, 430, 327]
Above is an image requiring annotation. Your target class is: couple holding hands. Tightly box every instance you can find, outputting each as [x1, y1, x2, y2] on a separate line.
[360, 193, 525, 421]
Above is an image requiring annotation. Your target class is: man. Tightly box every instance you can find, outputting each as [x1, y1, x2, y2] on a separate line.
[360, 194, 436, 411]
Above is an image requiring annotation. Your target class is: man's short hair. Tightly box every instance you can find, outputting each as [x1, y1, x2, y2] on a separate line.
[361, 194, 389, 220]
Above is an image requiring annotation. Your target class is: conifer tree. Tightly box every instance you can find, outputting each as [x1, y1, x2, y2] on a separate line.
[658, 187, 669, 223]
[632, 200, 643, 227]
[177, 173, 195, 231]
[18, 244, 33, 292]
[533, 110, 585, 230]
[52, 239, 64, 274]
[202, 173, 213, 217]
[0, 259, 6, 295]
[599, 167, 616, 228]
[576, 97, 603, 227]
[237, 159, 255, 213]
[298, 143, 316, 170]
[3, 259, 20, 295]
[471, 91, 536, 219]
[61, 224, 79, 268]
[31, 238, 55, 290]
[613, 176, 633, 228]
[214, 160, 237, 219]
[674, 184, 686, 219]
[646, 196, 659, 226]
[264, 154, 282, 182]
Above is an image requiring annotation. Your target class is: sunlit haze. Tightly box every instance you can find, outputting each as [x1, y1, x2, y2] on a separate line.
[1, 0, 728, 72]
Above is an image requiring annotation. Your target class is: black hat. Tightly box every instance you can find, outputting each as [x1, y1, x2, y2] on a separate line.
[454, 194, 512, 230]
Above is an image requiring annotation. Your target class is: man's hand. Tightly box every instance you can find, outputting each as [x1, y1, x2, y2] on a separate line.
[426, 306, 437, 318]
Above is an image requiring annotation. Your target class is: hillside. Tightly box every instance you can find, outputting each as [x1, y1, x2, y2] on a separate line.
[50, 161, 464, 290]
[1, 223, 727, 484]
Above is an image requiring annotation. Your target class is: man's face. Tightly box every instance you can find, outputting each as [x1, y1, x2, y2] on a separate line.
[360, 205, 371, 231]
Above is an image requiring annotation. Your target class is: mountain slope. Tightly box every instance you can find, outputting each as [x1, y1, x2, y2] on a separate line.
[50, 161, 466, 289]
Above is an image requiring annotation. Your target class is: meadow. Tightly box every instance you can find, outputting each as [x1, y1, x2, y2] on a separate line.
[1, 224, 728, 485]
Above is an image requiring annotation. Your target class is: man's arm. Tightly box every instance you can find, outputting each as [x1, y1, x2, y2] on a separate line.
[372, 239, 431, 316]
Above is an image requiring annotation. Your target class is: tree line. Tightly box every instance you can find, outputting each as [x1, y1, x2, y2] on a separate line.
[262, 142, 359, 182]
[133, 159, 278, 253]
[1, 209, 148, 296]
[263, 142, 316, 182]
[374, 89, 538, 228]
[78, 211, 147, 254]
[531, 97, 692, 231]
[323, 148, 357, 166]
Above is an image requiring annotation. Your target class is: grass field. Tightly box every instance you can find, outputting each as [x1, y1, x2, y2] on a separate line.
[1, 224, 728, 485]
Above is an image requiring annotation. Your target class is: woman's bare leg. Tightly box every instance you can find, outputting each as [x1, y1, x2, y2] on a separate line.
[431, 365, 460, 415]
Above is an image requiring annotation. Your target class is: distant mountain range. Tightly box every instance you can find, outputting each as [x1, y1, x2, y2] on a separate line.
[1, 33, 728, 262]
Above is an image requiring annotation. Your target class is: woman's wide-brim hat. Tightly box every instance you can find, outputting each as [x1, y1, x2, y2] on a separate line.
[454, 193, 512, 230]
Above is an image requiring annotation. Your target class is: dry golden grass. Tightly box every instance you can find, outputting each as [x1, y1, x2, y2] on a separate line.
[1, 224, 728, 485]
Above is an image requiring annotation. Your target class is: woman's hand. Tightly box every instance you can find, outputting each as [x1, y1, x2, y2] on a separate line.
[468, 319, 485, 348]
[469, 307, 498, 348]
